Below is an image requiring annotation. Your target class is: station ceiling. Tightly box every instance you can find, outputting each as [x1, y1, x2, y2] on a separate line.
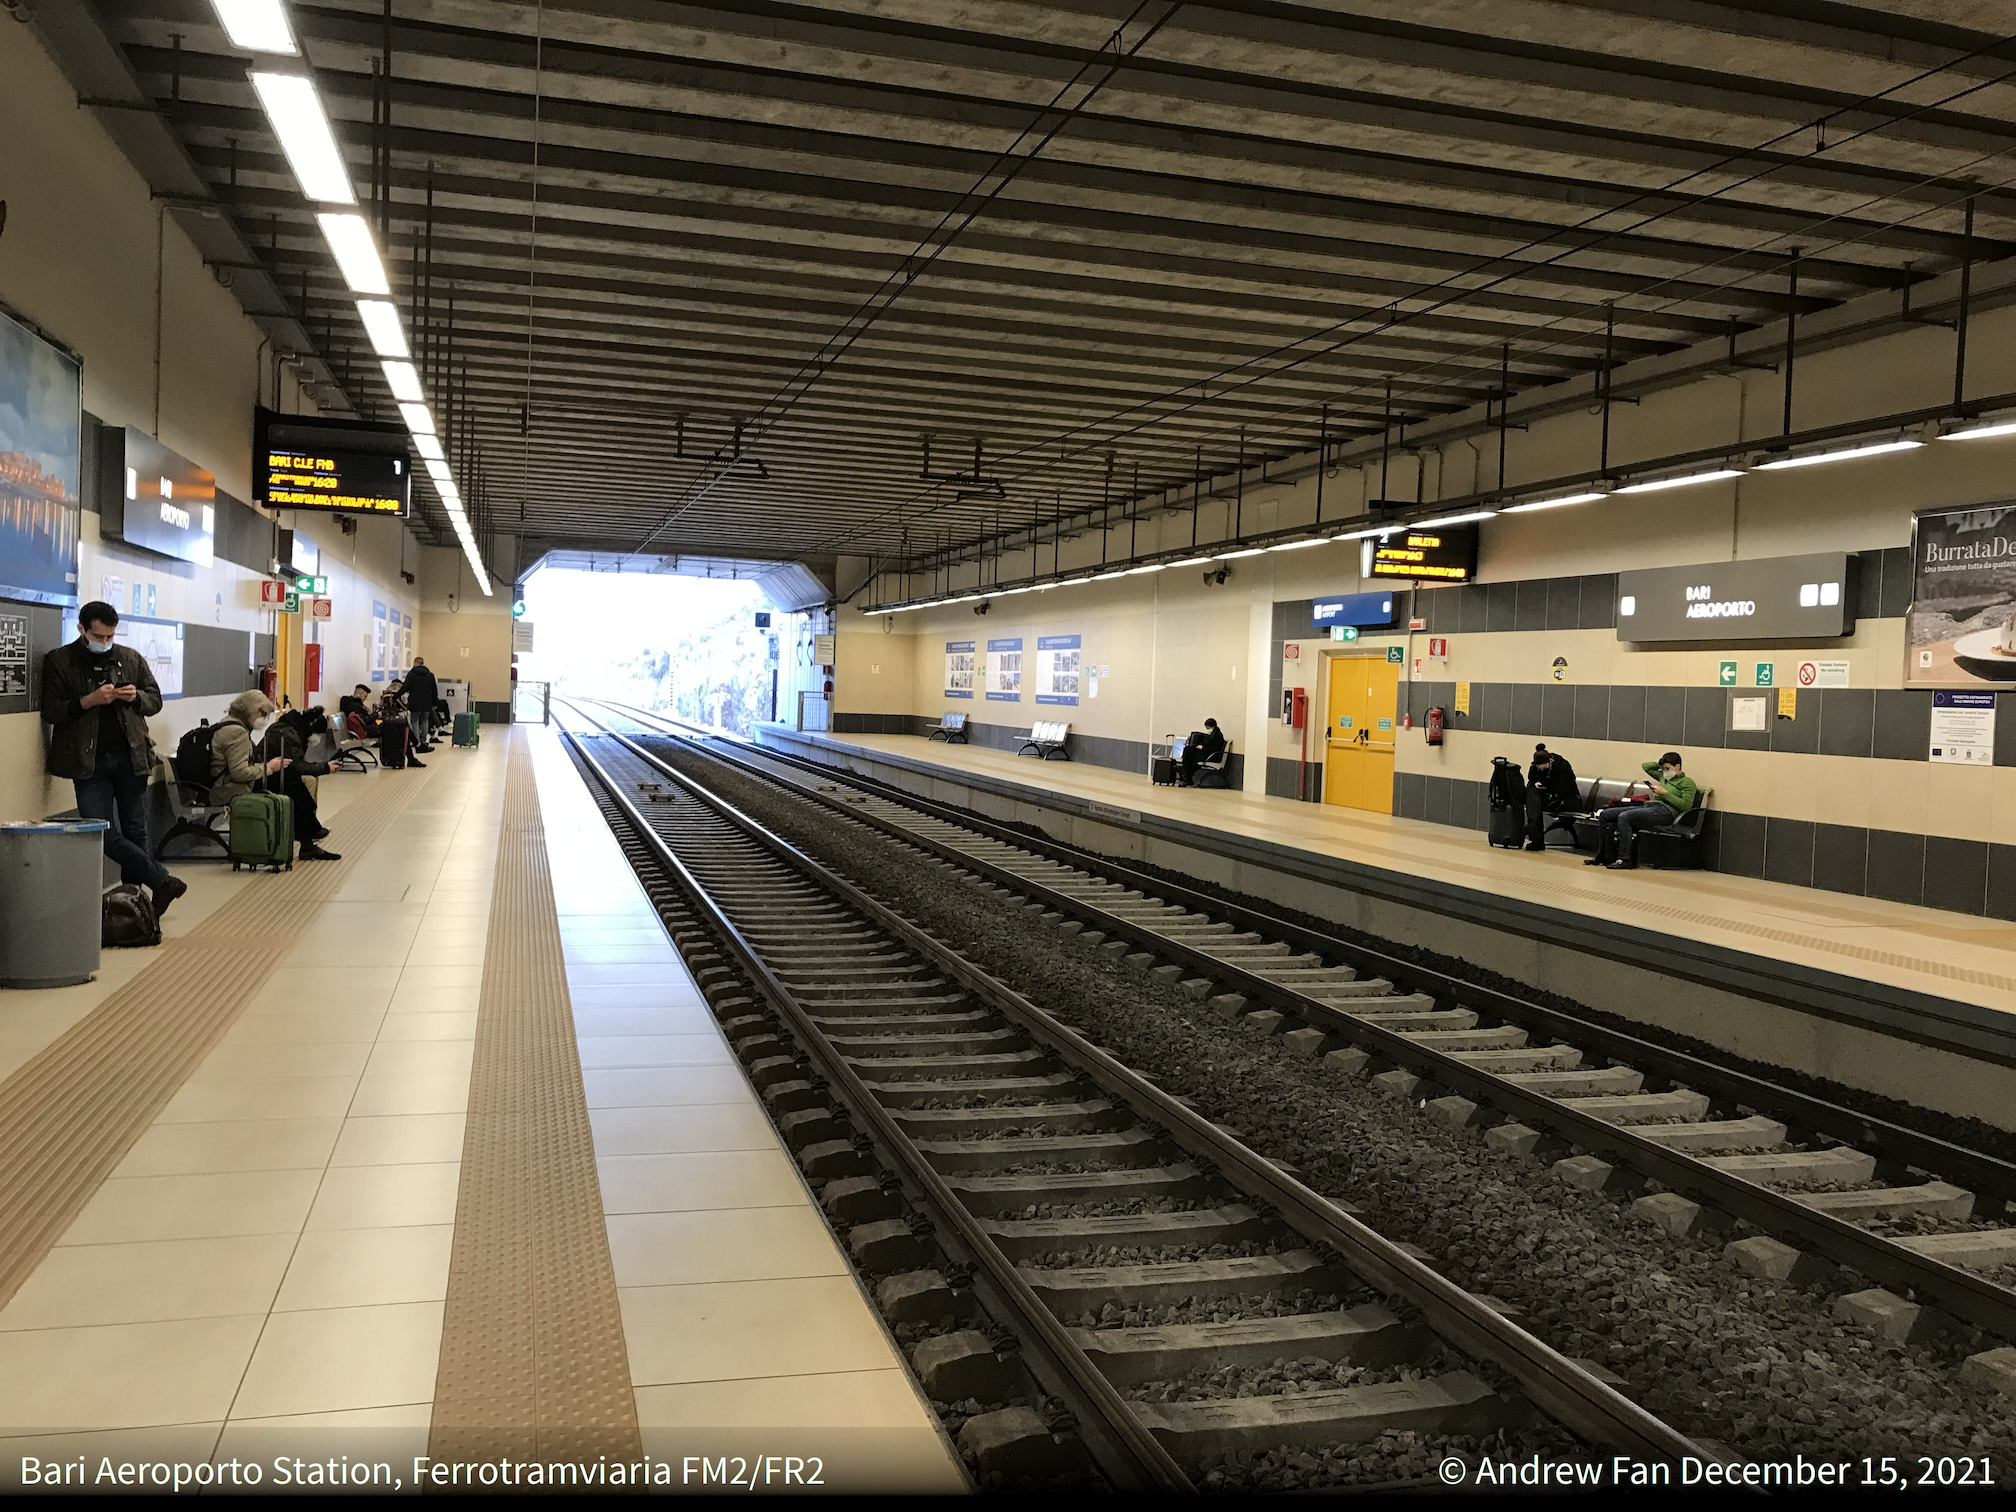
[59, 0, 2016, 576]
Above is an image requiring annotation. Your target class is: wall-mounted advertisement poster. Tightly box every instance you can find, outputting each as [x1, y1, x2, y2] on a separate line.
[1908, 503, 2016, 685]
[1034, 634, 1081, 706]
[373, 600, 388, 681]
[985, 637, 1022, 701]
[944, 640, 975, 699]
[0, 308, 82, 607]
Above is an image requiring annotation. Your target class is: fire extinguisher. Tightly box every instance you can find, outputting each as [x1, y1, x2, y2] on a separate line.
[1426, 705, 1446, 746]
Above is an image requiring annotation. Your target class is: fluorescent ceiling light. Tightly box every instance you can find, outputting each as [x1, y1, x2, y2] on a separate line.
[318, 213, 389, 294]
[412, 432, 444, 461]
[1614, 468, 1744, 494]
[1167, 557, 1215, 567]
[1753, 439, 1922, 470]
[398, 402, 435, 435]
[212, 0, 297, 53]
[1503, 491, 1607, 513]
[1091, 569, 1129, 580]
[1220, 547, 1266, 559]
[424, 457, 453, 486]
[380, 360, 424, 403]
[1946, 419, 2016, 441]
[1412, 511, 1498, 528]
[354, 299, 407, 358]
[1127, 564, 1166, 574]
[1267, 538, 1326, 551]
[1333, 526, 1395, 541]
[251, 72, 355, 204]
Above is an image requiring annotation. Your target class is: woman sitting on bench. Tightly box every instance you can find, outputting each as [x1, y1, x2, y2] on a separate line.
[1179, 718, 1226, 787]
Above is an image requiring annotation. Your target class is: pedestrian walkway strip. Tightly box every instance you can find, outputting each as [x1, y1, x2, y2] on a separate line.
[429, 732, 641, 1460]
[0, 765, 433, 1309]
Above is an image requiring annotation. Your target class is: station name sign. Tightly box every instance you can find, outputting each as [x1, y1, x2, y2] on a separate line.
[1366, 526, 1478, 583]
[253, 408, 411, 518]
[1616, 551, 1852, 642]
[1311, 590, 1395, 628]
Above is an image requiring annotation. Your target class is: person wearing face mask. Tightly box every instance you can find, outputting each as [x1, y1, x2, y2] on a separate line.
[209, 691, 340, 861]
[40, 601, 188, 917]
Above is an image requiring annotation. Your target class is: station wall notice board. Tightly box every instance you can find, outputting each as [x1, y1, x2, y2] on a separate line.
[1034, 634, 1081, 706]
[944, 640, 975, 699]
[985, 637, 1022, 700]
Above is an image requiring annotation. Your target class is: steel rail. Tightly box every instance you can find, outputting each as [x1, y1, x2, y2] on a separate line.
[563, 703, 1713, 1466]
[603, 706, 2016, 1344]
[558, 720, 1194, 1492]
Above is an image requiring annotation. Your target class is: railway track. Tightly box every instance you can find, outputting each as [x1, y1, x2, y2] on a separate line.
[554, 704, 1708, 1490]
[589, 701, 2016, 1359]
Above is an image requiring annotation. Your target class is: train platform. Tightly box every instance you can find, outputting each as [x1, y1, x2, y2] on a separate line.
[752, 727, 2016, 1132]
[0, 727, 963, 1492]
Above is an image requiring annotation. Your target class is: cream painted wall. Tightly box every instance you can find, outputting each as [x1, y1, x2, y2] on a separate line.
[834, 619, 916, 716]
[417, 547, 512, 707]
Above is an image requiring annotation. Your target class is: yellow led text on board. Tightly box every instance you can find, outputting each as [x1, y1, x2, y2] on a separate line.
[263, 453, 406, 514]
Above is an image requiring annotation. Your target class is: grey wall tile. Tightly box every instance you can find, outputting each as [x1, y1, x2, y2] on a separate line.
[1479, 681, 1511, 732]
[1770, 693, 1819, 753]
[1607, 684, 1646, 745]
[1812, 823, 1868, 896]
[1423, 775, 1451, 827]
[1546, 576, 1581, 631]
[1579, 574, 1618, 630]
[1996, 696, 2016, 767]
[1458, 584, 1490, 634]
[1763, 817, 1815, 888]
[1872, 689, 1930, 761]
[1683, 686, 1727, 750]
[1865, 828, 1925, 906]
[1396, 770, 1425, 819]
[1817, 688, 1874, 758]
[1878, 545, 1914, 619]
[1717, 811, 1767, 877]
[1644, 686, 1685, 746]
[1510, 682, 1545, 735]
[1486, 582, 1518, 632]
[1541, 683, 1575, 738]
[1514, 580, 1548, 631]
[1455, 778, 1487, 830]
[1852, 550, 1883, 626]
[1573, 685, 1611, 740]
[1923, 836, 1989, 916]
[1988, 844, 2016, 920]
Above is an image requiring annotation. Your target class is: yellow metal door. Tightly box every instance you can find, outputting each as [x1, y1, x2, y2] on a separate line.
[1323, 657, 1399, 814]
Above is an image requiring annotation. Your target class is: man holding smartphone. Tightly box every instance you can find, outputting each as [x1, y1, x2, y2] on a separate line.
[40, 601, 187, 917]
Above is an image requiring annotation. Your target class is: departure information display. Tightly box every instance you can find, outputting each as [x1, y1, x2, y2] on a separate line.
[1367, 525, 1478, 583]
[253, 408, 411, 517]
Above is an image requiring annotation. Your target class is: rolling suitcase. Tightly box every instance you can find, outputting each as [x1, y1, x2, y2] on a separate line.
[229, 767, 294, 872]
[1151, 756, 1176, 786]
[452, 710, 480, 747]
[380, 715, 408, 770]
[1487, 803, 1524, 849]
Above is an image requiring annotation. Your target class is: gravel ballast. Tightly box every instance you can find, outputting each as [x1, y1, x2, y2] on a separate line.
[658, 742, 2016, 1467]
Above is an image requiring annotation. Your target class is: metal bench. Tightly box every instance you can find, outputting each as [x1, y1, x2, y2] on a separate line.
[927, 712, 970, 743]
[1191, 736, 1233, 788]
[1018, 720, 1071, 760]
[152, 758, 231, 860]
[1634, 790, 1713, 870]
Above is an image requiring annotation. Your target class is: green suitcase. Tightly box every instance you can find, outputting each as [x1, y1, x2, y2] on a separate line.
[452, 710, 481, 747]
[228, 791, 294, 871]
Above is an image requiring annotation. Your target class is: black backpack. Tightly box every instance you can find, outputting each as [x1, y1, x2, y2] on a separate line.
[173, 720, 220, 788]
[102, 884, 161, 948]
[1488, 756, 1526, 810]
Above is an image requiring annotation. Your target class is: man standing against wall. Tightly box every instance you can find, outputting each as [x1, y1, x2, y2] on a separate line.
[405, 655, 441, 752]
[40, 601, 188, 917]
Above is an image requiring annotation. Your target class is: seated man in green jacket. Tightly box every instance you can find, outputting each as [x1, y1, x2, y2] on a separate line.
[1586, 751, 1699, 870]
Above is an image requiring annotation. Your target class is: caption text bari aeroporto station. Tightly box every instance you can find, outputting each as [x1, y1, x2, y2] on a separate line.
[4, 0, 2016, 1496]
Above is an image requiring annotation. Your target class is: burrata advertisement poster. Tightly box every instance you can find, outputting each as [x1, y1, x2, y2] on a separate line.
[1909, 503, 2016, 686]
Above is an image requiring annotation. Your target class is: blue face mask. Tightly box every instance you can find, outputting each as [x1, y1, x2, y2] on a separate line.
[84, 637, 114, 654]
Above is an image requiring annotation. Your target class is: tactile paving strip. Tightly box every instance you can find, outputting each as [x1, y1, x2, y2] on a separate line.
[429, 734, 641, 1460]
[0, 765, 433, 1309]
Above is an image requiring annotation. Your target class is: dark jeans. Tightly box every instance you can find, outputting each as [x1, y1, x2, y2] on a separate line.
[1595, 802, 1676, 861]
[279, 771, 323, 842]
[75, 745, 170, 890]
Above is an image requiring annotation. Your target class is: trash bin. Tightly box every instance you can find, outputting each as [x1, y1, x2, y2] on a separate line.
[0, 819, 110, 989]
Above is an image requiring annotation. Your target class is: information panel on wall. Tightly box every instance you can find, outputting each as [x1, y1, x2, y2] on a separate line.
[944, 640, 975, 699]
[985, 637, 1022, 700]
[1034, 634, 1081, 706]
[372, 600, 388, 682]
[1616, 551, 1852, 643]
[1367, 527, 1477, 583]
[0, 307, 82, 607]
[1312, 590, 1395, 628]
[255, 409, 411, 517]
[1908, 503, 2016, 686]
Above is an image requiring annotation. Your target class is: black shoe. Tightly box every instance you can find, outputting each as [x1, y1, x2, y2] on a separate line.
[151, 874, 189, 918]
[408, 757, 428, 768]
[298, 844, 343, 861]
[1524, 842, 1545, 852]
[1584, 854, 1607, 866]
[1606, 858, 1636, 870]
[308, 826, 331, 842]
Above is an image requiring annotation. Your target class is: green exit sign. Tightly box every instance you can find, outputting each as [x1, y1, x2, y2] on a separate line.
[294, 574, 327, 595]
[1330, 625, 1359, 642]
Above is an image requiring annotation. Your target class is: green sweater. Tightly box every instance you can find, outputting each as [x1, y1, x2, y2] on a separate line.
[1641, 761, 1699, 816]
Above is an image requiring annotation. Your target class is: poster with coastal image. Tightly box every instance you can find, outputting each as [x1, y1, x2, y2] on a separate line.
[1908, 503, 2016, 685]
[0, 308, 82, 607]
[985, 637, 1022, 701]
[944, 640, 975, 699]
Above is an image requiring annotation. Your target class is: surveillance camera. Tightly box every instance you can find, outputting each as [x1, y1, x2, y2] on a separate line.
[974, 601, 990, 616]
[401, 570, 415, 584]
[1204, 566, 1230, 586]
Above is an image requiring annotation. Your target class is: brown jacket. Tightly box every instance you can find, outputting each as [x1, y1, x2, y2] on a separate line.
[39, 638, 163, 780]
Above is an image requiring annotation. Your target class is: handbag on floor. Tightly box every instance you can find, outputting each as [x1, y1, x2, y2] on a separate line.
[101, 884, 161, 948]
